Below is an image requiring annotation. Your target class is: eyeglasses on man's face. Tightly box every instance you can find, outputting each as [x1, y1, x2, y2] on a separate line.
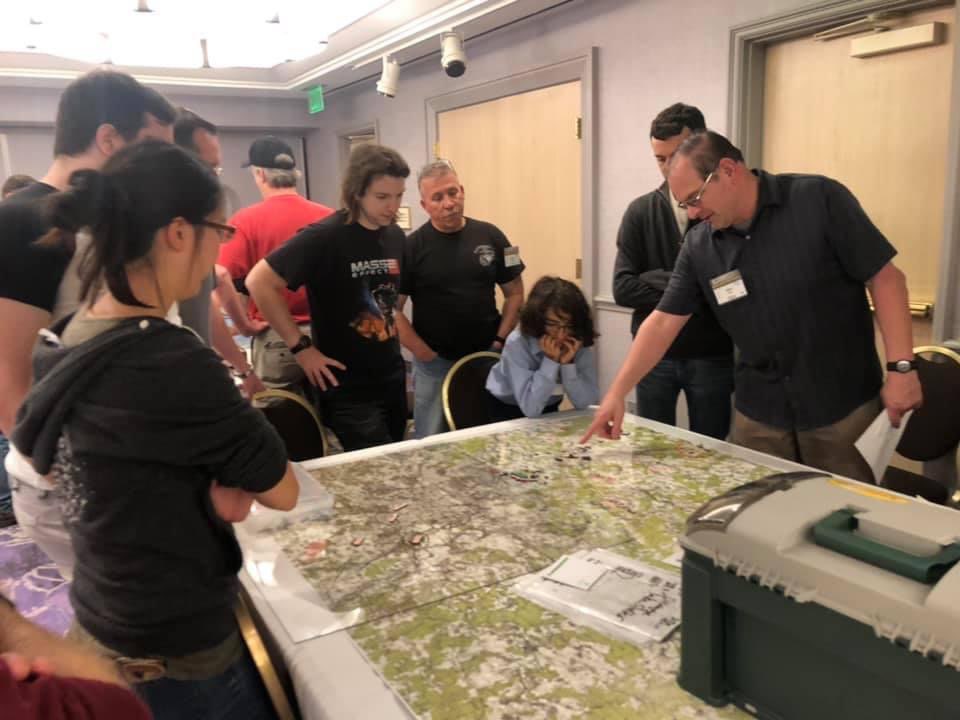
[677, 170, 715, 210]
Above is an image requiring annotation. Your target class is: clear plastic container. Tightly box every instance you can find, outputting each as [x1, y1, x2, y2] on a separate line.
[243, 462, 335, 534]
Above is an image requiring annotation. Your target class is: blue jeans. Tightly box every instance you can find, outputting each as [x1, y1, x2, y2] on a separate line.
[136, 648, 277, 720]
[0, 434, 11, 516]
[635, 355, 734, 440]
[413, 355, 455, 439]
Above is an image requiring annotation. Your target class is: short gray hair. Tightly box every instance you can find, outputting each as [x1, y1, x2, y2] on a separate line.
[254, 166, 300, 188]
[417, 159, 457, 187]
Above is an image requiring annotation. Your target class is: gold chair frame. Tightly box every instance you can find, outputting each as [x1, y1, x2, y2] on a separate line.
[440, 351, 502, 431]
[251, 389, 326, 458]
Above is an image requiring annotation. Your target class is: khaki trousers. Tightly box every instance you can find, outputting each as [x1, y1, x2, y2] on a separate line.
[251, 324, 309, 394]
[732, 397, 882, 485]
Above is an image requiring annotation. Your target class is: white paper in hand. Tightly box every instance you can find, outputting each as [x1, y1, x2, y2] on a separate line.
[854, 410, 913, 483]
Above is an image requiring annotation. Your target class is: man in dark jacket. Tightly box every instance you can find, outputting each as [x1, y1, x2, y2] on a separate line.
[612, 103, 733, 439]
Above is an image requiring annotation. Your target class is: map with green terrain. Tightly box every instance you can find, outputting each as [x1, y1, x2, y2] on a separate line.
[267, 415, 776, 718]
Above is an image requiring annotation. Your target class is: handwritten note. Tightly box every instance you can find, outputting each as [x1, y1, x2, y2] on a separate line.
[513, 549, 682, 645]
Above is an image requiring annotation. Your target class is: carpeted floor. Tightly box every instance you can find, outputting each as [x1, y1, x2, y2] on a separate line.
[0, 524, 72, 636]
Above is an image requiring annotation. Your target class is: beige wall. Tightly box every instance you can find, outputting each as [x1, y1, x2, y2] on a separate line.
[300, 0, 826, 401]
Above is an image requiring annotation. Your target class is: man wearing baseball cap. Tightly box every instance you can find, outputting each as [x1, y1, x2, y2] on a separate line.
[220, 136, 334, 394]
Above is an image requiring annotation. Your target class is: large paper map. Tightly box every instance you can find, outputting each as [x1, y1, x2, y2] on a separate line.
[262, 414, 785, 718]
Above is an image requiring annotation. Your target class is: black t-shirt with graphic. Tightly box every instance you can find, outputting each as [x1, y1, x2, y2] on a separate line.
[400, 218, 524, 360]
[267, 210, 404, 387]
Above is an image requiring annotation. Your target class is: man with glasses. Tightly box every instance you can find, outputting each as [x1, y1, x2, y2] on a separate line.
[613, 103, 733, 440]
[585, 130, 921, 485]
[174, 109, 266, 398]
[396, 159, 525, 438]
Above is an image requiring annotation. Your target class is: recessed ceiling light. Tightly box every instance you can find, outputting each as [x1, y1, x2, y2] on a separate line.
[0, 1, 384, 69]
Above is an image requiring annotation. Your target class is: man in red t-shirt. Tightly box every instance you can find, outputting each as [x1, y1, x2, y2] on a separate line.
[220, 137, 334, 393]
[0, 594, 153, 720]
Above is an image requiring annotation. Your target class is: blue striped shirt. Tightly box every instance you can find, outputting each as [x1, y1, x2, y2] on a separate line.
[486, 329, 599, 417]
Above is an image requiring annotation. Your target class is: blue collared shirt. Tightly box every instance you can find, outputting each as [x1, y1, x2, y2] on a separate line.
[486, 329, 599, 417]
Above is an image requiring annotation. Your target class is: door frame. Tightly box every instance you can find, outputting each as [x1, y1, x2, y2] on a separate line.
[424, 48, 598, 303]
[728, 0, 959, 341]
[336, 120, 381, 180]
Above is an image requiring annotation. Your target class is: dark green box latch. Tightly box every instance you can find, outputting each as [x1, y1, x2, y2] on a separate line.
[812, 509, 960, 584]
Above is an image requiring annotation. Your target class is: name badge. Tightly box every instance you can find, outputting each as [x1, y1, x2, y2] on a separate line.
[504, 246, 522, 268]
[710, 269, 748, 305]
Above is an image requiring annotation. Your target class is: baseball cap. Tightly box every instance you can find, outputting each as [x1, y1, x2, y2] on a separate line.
[242, 136, 296, 169]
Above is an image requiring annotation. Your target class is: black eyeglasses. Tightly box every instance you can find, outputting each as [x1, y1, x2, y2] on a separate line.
[197, 220, 236, 241]
[545, 319, 574, 332]
[677, 170, 715, 210]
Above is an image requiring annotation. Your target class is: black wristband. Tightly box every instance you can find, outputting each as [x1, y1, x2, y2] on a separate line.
[289, 334, 312, 355]
[494, 335, 506, 345]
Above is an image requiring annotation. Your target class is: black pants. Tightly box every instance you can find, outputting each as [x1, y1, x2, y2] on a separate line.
[485, 391, 561, 423]
[318, 375, 407, 452]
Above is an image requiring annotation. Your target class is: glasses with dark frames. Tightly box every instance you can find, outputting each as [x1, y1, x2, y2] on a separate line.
[196, 220, 236, 241]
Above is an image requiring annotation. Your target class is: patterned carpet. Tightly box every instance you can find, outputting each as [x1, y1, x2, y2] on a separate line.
[0, 524, 72, 636]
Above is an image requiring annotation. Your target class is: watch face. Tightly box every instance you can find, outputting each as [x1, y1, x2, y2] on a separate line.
[896, 360, 912, 373]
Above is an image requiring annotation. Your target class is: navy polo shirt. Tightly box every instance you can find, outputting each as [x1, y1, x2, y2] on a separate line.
[658, 171, 895, 431]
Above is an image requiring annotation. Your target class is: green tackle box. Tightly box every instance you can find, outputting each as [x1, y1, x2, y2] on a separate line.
[678, 472, 960, 720]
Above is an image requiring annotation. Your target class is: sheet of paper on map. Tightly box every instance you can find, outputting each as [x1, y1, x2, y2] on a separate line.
[544, 554, 609, 590]
[514, 548, 682, 645]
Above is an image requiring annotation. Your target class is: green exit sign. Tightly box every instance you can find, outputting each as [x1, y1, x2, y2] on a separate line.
[308, 85, 325, 114]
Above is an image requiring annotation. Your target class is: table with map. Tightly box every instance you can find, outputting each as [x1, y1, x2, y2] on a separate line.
[238, 411, 809, 719]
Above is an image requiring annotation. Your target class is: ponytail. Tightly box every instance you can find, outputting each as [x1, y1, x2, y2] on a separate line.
[37, 140, 221, 308]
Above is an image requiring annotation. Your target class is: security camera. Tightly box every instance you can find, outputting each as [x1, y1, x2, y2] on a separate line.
[376, 56, 399, 98]
[440, 32, 466, 77]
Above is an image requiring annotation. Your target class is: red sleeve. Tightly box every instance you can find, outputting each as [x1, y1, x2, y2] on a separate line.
[219, 209, 254, 280]
[1, 661, 153, 720]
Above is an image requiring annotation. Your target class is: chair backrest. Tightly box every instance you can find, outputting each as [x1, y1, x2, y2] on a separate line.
[896, 345, 960, 461]
[442, 351, 502, 431]
[252, 389, 326, 461]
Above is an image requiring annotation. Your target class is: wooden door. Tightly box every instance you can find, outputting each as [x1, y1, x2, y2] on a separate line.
[762, 5, 954, 347]
[763, 5, 954, 474]
[436, 81, 582, 296]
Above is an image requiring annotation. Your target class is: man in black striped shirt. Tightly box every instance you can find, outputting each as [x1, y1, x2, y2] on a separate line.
[585, 131, 921, 484]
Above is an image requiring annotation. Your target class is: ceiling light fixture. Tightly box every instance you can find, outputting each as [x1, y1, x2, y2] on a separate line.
[0, 0, 381, 70]
[375, 55, 398, 98]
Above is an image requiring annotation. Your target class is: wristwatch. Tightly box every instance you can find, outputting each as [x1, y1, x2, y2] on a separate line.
[493, 335, 506, 345]
[229, 365, 252, 380]
[289, 334, 312, 355]
[886, 359, 918, 373]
